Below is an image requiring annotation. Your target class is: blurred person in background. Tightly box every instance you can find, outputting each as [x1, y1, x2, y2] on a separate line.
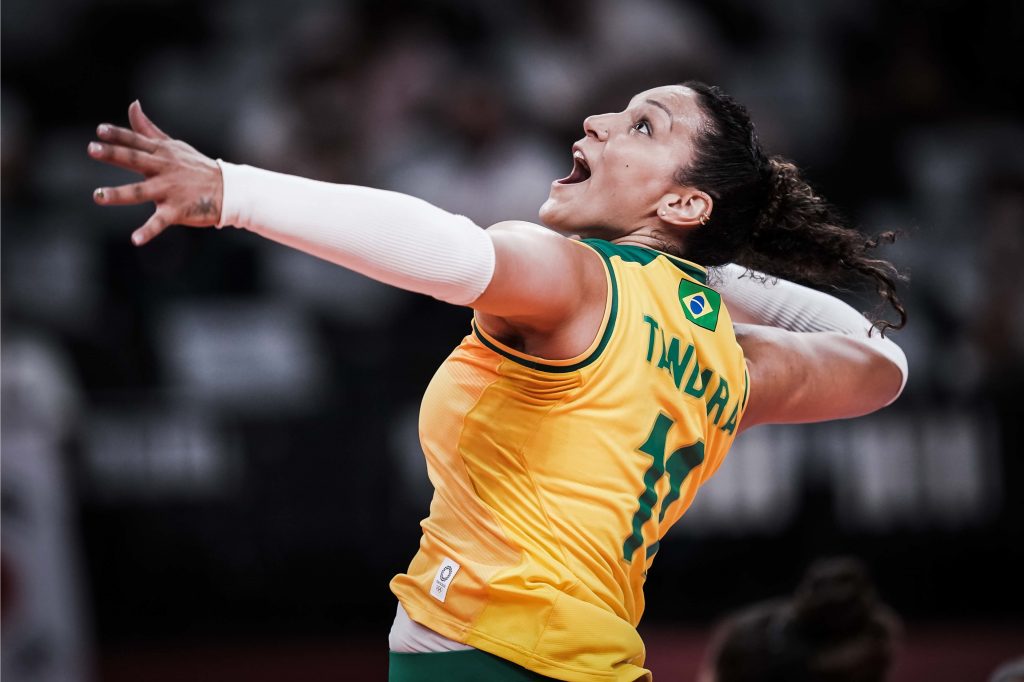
[87, 79, 907, 681]
[990, 658, 1024, 682]
[699, 557, 901, 682]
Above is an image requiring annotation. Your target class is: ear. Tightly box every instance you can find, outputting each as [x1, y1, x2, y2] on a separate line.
[657, 190, 713, 228]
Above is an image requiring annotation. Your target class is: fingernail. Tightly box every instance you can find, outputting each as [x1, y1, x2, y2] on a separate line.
[132, 233, 142, 246]
[97, 124, 110, 136]
[94, 188, 105, 200]
[89, 142, 102, 154]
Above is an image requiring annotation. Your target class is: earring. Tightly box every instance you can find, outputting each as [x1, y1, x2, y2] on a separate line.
[699, 213, 709, 226]
[659, 210, 666, 217]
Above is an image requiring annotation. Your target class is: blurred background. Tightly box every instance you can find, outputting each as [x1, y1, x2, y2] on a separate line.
[2, 0, 1022, 680]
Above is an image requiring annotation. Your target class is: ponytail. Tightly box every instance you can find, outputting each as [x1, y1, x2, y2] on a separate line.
[741, 158, 907, 335]
[675, 81, 907, 334]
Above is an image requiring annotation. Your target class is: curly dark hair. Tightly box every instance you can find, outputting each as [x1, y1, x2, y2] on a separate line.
[667, 81, 907, 335]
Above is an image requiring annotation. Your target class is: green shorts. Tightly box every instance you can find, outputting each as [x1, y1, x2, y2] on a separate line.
[388, 649, 559, 681]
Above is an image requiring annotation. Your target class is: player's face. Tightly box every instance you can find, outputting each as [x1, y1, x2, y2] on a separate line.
[539, 85, 705, 238]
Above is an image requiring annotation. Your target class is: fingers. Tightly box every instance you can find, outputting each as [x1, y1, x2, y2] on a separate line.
[93, 180, 161, 206]
[87, 141, 163, 175]
[128, 100, 171, 140]
[131, 210, 171, 246]
[96, 123, 158, 152]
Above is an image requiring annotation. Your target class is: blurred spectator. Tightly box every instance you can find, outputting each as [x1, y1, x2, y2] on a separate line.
[990, 658, 1024, 682]
[700, 558, 901, 682]
[1, 333, 91, 682]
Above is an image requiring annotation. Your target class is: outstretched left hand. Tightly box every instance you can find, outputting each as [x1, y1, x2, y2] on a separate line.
[88, 100, 223, 246]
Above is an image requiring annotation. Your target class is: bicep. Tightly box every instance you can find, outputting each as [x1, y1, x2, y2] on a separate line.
[737, 324, 904, 431]
[471, 221, 605, 331]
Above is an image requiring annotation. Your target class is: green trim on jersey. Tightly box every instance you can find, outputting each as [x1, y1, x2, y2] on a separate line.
[581, 239, 708, 285]
[471, 240, 619, 373]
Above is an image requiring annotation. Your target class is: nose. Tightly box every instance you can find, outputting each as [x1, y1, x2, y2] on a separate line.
[583, 113, 612, 142]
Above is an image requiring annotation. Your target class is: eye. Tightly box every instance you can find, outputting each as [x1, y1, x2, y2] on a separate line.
[632, 118, 652, 136]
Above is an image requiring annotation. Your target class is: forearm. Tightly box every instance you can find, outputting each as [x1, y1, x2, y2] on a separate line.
[735, 324, 905, 427]
[716, 264, 908, 402]
[217, 162, 495, 305]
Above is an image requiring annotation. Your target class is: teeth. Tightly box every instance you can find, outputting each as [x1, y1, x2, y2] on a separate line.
[573, 150, 589, 173]
[555, 149, 591, 184]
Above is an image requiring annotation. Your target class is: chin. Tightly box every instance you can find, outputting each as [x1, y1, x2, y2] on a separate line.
[538, 198, 561, 230]
[538, 198, 578, 234]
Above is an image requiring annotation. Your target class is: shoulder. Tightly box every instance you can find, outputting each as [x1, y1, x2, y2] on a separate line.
[472, 221, 605, 328]
[472, 222, 609, 352]
[484, 221, 592, 259]
[484, 221, 603, 279]
[485, 220, 553, 236]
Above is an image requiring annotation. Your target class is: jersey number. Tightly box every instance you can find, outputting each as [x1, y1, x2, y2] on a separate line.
[622, 413, 705, 562]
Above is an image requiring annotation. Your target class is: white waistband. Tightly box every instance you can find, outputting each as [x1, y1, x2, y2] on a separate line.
[388, 602, 473, 653]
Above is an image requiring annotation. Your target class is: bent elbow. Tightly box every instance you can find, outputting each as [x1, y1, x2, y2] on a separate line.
[878, 344, 908, 407]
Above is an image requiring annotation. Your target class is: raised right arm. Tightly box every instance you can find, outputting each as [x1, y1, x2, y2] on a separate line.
[715, 265, 908, 431]
[734, 324, 905, 430]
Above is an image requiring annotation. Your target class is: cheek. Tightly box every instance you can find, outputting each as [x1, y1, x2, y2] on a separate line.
[598, 167, 667, 211]
[593, 158, 639, 201]
[604, 148, 672, 193]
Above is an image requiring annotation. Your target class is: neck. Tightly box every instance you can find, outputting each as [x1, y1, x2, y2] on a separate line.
[612, 225, 684, 256]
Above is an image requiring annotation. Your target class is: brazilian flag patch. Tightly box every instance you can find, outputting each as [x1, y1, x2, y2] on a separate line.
[677, 279, 721, 331]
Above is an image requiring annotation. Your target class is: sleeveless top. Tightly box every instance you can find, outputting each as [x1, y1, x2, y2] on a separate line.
[390, 239, 749, 681]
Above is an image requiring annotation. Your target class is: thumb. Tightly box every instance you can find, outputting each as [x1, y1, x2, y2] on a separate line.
[128, 100, 170, 140]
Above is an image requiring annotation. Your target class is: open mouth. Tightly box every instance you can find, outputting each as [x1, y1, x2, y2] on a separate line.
[556, 149, 592, 184]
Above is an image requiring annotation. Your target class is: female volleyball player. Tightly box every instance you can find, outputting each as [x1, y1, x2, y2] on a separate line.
[89, 82, 908, 682]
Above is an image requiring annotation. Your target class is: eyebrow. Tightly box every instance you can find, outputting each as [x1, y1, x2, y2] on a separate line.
[644, 99, 674, 131]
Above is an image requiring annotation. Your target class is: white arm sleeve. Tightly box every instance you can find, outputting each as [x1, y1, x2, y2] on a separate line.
[715, 263, 908, 402]
[216, 161, 495, 306]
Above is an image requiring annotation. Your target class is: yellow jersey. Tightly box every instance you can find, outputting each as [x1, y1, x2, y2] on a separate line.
[390, 239, 749, 681]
